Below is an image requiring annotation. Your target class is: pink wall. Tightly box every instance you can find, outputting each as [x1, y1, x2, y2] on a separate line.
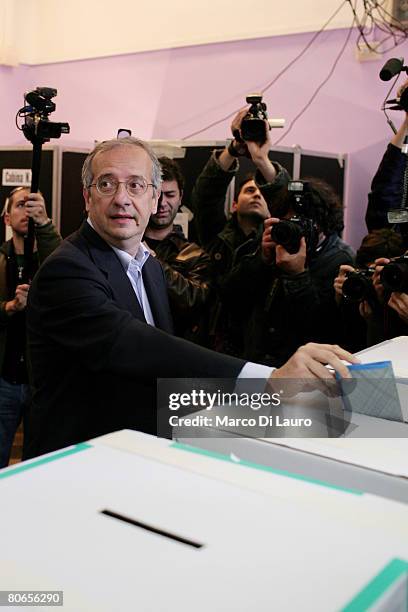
[1, 28, 407, 246]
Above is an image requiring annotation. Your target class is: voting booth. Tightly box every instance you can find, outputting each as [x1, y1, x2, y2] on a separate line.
[0, 142, 346, 239]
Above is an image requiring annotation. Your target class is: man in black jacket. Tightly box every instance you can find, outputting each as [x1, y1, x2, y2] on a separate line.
[144, 157, 211, 345]
[223, 179, 355, 366]
[192, 109, 289, 283]
[366, 112, 408, 247]
[191, 108, 290, 353]
[24, 137, 357, 459]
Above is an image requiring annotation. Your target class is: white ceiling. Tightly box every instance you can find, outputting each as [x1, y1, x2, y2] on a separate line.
[1, 0, 355, 65]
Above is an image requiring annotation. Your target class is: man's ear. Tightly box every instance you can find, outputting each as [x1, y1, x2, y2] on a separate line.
[83, 187, 91, 212]
[152, 187, 161, 215]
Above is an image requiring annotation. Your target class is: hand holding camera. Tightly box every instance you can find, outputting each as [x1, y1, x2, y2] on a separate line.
[335, 264, 377, 319]
[333, 264, 356, 304]
[275, 236, 307, 274]
[340, 266, 376, 304]
[372, 255, 408, 304]
[269, 181, 319, 259]
[227, 96, 278, 182]
[261, 217, 278, 264]
[388, 291, 408, 323]
[372, 257, 390, 303]
[378, 254, 408, 323]
[229, 108, 251, 157]
[262, 217, 307, 274]
[380, 254, 408, 292]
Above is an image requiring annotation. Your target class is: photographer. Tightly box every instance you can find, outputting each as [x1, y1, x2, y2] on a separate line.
[366, 83, 408, 246]
[222, 179, 355, 366]
[334, 229, 404, 351]
[0, 188, 61, 467]
[191, 106, 290, 354]
[369, 249, 408, 342]
[144, 157, 212, 345]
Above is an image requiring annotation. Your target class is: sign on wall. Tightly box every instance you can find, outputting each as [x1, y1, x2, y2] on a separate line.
[2, 168, 32, 187]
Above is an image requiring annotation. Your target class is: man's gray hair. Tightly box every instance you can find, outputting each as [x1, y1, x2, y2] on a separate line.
[81, 137, 162, 191]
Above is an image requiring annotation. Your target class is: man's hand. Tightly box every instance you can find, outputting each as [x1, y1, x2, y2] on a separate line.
[230, 107, 250, 152]
[372, 257, 390, 304]
[246, 124, 276, 182]
[262, 218, 306, 273]
[359, 300, 373, 320]
[217, 108, 249, 171]
[275, 237, 306, 275]
[5, 284, 30, 315]
[271, 343, 359, 380]
[24, 192, 49, 226]
[261, 217, 278, 264]
[230, 107, 277, 182]
[246, 125, 271, 162]
[388, 291, 408, 324]
[333, 264, 355, 305]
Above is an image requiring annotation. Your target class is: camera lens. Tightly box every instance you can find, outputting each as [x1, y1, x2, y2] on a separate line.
[381, 261, 408, 292]
[271, 220, 302, 254]
[342, 273, 371, 302]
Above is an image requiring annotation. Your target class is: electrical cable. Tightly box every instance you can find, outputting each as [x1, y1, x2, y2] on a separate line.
[273, 12, 356, 146]
[181, 0, 408, 142]
[181, 0, 348, 140]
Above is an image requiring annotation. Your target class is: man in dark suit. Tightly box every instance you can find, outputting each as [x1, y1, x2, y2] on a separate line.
[24, 137, 356, 459]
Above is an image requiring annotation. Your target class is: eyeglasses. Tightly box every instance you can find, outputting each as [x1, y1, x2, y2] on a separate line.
[90, 175, 155, 197]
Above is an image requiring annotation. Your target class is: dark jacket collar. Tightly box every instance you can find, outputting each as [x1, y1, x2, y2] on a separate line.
[0, 239, 14, 257]
[74, 221, 173, 332]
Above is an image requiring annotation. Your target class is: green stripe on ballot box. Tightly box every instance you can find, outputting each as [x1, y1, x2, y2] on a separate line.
[171, 441, 363, 495]
[0, 442, 92, 479]
[341, 558, 408, 611]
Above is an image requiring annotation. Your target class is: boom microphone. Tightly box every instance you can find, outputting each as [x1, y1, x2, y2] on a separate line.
[380, 57, 404, 81]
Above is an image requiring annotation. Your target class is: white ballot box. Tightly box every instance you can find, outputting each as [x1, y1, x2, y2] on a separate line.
[356, 336, 408, 379]
[175, 338, 408, 504]
[356, 336, 408, 421]
[1, 430, 408, 611]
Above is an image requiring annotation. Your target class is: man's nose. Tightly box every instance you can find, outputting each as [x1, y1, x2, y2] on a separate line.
[113, 182, 131, 205]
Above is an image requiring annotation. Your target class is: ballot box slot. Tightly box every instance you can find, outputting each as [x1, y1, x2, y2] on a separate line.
[100, 509, 204, 549]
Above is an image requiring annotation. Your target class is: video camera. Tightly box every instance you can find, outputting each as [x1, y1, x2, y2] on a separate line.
[380, 255, 408, 292]
[15, 87, 70, 283]
[342, 268, 376, 303]
[270, 181, 319, 255]
[240, 94, 269, 144]
[17, 87, 70, 144]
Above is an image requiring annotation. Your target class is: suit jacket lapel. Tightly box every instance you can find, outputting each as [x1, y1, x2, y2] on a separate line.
[78, 221, 146, 322]
[105, 255, 147, 322]
[143, 257, 173, 333]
